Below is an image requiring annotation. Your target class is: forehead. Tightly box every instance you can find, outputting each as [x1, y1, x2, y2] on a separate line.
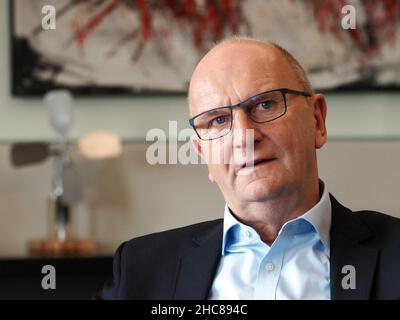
[189, 42, 298, 114]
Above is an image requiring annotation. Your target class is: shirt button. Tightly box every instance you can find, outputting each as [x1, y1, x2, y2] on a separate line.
[245, 230, 252, 238]
[265, 262, 275, 271]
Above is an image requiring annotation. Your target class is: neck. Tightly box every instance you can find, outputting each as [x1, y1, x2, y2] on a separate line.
[228, 181, 321, 246]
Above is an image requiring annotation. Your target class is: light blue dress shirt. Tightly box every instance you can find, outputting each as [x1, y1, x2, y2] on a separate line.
[209, 182, 331, 300]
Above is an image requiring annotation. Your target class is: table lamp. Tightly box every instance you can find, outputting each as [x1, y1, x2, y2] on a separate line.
[10, 90, 122, 256]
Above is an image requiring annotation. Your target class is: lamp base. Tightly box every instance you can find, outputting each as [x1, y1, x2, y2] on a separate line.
[28, 238, 96, 257]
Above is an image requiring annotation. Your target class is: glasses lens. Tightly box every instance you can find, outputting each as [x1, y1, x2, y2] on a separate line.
[193, 107, 232, 140]
[246, 91, 285, 122]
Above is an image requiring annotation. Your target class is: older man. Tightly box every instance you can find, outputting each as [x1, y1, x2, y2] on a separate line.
[100, 38, 400, 300]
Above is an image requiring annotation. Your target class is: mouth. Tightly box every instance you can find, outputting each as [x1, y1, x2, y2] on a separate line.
[239, 157, 276, 170]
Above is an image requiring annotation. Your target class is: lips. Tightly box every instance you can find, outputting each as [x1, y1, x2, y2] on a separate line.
[239, 157, 276, 170]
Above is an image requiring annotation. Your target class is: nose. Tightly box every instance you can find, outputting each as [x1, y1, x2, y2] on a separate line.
[232, 108, 262, 149]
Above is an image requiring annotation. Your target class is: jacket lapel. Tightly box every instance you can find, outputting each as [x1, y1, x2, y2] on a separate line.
[329, 195, 379, 299]
[173, 220, 223, 299]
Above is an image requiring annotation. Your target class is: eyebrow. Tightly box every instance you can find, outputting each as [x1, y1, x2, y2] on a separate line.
[206, 107, 230, 114]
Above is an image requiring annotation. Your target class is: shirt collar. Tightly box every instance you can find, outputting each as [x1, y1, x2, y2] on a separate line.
[221, 180, 331, 255]
[299, 180, 331, 249]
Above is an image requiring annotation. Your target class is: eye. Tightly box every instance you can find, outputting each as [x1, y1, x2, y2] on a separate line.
[210, 116, 227, 126]
[256, 100, 274, 110]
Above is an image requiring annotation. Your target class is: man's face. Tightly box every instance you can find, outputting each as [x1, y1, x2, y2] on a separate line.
[189, 42, 327, 210]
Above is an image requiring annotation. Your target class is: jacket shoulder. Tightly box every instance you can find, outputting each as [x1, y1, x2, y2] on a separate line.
[331, 194, 400, 240]
[352, 209, 400, 244]
[122, 219, 223, 258]
[100, 219, 223, 299]
[353, 209, 400, 228]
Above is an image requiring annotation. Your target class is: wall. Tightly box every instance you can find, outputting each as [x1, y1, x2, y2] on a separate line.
[1, 0, 400, 142]
[1, 141, 400, 256]
[0, 1, 399, 256]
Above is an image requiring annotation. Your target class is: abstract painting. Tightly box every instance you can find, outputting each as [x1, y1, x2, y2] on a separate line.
[11, 0, 400, 95]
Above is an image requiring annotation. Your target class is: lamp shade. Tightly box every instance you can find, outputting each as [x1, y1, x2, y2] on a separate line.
[44, 90, 74, 138]
[77, 131, 122, 159]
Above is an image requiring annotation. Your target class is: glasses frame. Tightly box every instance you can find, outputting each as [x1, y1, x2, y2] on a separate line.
[189, 88, 311, 141]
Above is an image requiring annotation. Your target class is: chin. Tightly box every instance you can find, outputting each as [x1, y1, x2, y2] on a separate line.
[239, 178, 284, 202]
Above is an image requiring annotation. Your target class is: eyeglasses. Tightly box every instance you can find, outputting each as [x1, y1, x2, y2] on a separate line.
[188, 88, 311, 141]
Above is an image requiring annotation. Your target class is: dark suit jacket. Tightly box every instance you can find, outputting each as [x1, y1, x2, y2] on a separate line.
[99, 195, 400, 299]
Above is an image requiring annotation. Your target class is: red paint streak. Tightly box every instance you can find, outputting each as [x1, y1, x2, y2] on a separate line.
[221, 0, 239, 34]
[74, 0, 120, 46]
[206, 0, 221, 41]
[130, 0, 153, 61]
[307, 0, 400, 63]
[136, 0, 152, 41]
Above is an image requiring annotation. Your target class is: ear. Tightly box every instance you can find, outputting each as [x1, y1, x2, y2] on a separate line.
[191, 134, 203, 158]
[312, 94, 328, 149]
[191, 135, 215, 183]
[208, 172, 215, 183]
